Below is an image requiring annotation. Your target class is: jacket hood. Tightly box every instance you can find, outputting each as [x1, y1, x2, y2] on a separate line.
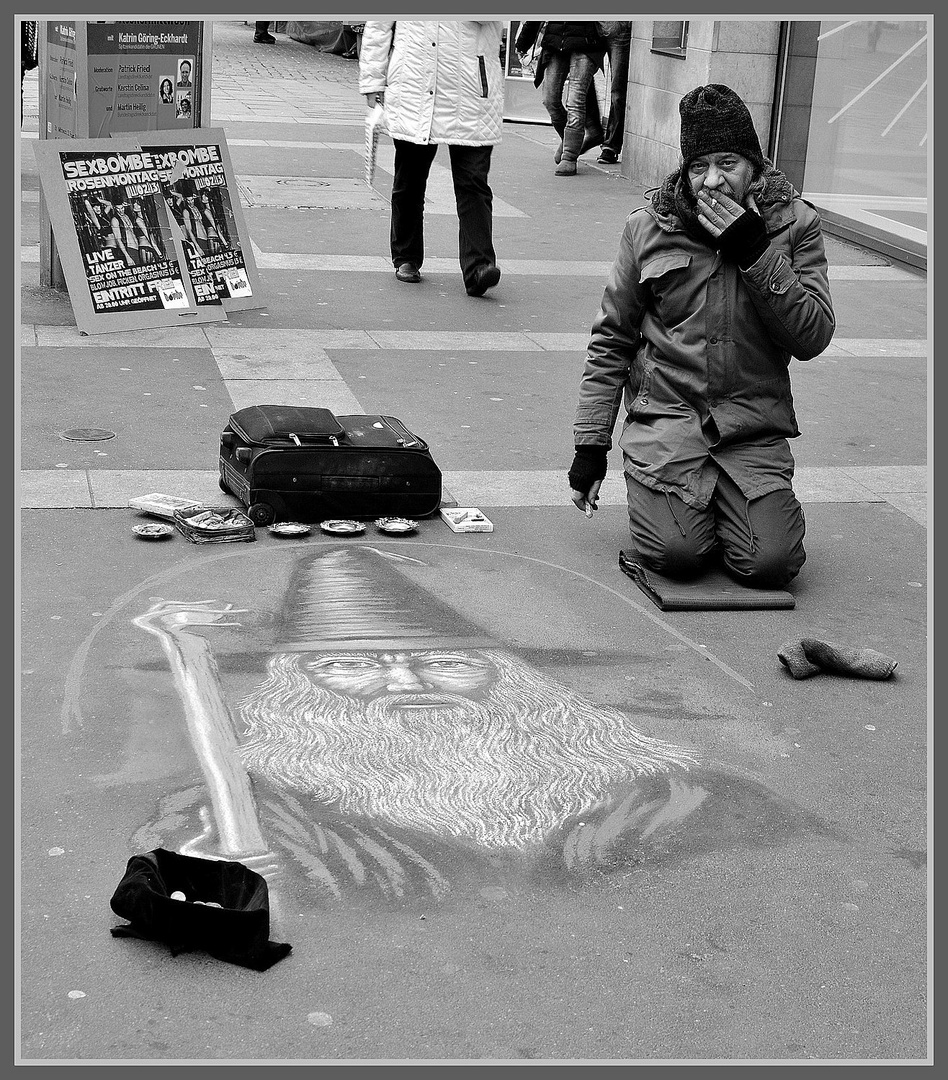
[646, 162, 799, 235]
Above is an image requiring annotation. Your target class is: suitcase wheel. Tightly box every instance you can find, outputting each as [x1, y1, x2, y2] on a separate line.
[218, 475, 230, 493]
[247, 502, 276, 527]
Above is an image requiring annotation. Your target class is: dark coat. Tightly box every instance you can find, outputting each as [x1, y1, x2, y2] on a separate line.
[574, 167, 836, 509]
[515, 20, 605, 88]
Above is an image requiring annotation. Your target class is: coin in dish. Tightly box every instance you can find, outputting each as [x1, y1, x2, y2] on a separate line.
[133, 522, 174, 539]
[267, 522, 312, 537]
[374, 517, 418, 534]
[319, 519, 366, 535]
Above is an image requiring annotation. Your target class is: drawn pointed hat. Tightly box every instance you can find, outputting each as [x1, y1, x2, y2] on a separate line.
[275, 546, 496, 652]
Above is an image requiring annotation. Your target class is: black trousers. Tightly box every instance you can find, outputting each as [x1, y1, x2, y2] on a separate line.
[390, 139, 495, 291]
[584, 31, 630, 155]
[625, 470, 806, 589]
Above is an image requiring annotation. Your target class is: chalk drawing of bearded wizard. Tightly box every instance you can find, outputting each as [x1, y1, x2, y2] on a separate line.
[131, 546, 833, 905]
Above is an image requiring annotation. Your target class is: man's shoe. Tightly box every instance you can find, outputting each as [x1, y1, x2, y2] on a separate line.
[597, 148, 619, 164]
[253, 33, 276, 43]
[466, 264, 501, 297]
[395, 262, 421, 283]
[555, 159, 577, 176]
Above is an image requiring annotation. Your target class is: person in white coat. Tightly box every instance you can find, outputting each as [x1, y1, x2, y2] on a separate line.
[359, 21, 504, 296]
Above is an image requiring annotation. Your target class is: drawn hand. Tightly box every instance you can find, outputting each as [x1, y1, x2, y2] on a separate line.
[133, 598, 248, 636]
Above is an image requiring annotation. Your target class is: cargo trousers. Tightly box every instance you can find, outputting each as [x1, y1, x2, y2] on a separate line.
[625, 470, 806, 588]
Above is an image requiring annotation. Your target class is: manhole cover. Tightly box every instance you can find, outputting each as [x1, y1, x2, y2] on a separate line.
[237, 175, 386, 210]
[275, 178, 331, 188]
[60, 428, 116, 441]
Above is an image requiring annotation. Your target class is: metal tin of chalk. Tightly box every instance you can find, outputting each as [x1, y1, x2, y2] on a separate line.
[267, 522, 312, 537]
[133, 522, 175, 540]
[319, 519, 366, 535]
[375, 517, 418, 534]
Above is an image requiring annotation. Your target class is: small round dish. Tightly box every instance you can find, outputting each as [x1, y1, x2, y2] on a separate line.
[133, 522, 174, 540]
[319, 519, 366, 535]
[374, 517, 418, 534]
[267, 522, 312, 537]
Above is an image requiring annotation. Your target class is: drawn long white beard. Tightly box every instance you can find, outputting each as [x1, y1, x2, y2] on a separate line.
[237, 650, 699, 850]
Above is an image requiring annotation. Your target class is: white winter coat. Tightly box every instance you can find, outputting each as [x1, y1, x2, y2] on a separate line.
[359, 21, 504, 146]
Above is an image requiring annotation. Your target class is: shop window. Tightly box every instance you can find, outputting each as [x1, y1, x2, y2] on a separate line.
[651, 21, 688, 58]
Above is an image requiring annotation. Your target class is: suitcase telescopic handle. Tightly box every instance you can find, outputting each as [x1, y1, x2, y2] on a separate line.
[288, 432, 339, 446]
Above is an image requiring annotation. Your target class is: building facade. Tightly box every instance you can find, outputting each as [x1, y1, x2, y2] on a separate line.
[619, 18, 929, 269]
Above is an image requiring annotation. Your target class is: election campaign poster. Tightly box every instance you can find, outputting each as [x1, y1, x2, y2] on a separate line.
[44, 21, 78, 139]
[34, 137, 226, 335]
[85, 21, 204, 136]
[140, 129, 262, 311]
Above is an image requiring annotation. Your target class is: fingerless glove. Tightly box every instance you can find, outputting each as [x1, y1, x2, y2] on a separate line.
[568, 446, 609, 491]
[717, 210, 769, 269]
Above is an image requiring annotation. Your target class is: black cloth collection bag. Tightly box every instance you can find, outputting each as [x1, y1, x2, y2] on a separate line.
[110, 849, 291, 971]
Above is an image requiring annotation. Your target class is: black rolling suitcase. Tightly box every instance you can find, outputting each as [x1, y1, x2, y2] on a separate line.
[218, 405, 442, 525]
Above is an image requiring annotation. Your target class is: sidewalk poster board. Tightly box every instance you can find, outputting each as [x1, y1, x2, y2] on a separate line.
[35, 129, 262, 333]
[138, 129, 262, 310]
[33, 136, 224, 335]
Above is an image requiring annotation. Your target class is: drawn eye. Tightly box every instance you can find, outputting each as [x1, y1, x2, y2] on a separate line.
[422, 658, 489, 673]
[307, 658, 379, 673]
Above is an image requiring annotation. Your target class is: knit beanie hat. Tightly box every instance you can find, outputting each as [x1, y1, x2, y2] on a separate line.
[679, 84, 764, 168]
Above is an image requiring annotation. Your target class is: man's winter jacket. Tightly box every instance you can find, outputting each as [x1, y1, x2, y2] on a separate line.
[514, 20, 605, 89]
[573, 166, 836, 509]
[359, 21, 504, 146]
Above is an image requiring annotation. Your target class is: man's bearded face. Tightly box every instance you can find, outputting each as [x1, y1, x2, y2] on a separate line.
[237, 649, 697, 850]
[687, 150, 756, 205]
[300, 651, 496, 720]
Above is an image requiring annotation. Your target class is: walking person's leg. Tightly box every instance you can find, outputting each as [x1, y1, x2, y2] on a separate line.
[448, 144, 499, 296]
[390, 140, 438, 280]
[557, 52, 598, 174]
[539, 50, 569, 144]
[580, 92, 604, 156]
[254, 22, 275, 44]
[599, 30, 630, 162]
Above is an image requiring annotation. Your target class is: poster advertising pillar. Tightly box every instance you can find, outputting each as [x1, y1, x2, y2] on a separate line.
[502, 21, 551, 125]
[37, 20, 212, 289]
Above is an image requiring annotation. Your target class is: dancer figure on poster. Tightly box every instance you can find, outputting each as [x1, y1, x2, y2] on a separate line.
[131, 199, 164, 264]
[195, 191, 226, 254]
[105, 190, 142, 268]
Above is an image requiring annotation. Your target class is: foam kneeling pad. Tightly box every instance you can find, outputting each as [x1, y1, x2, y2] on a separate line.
[777, 638, 898, 680]
[110, 848, 291, 971]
